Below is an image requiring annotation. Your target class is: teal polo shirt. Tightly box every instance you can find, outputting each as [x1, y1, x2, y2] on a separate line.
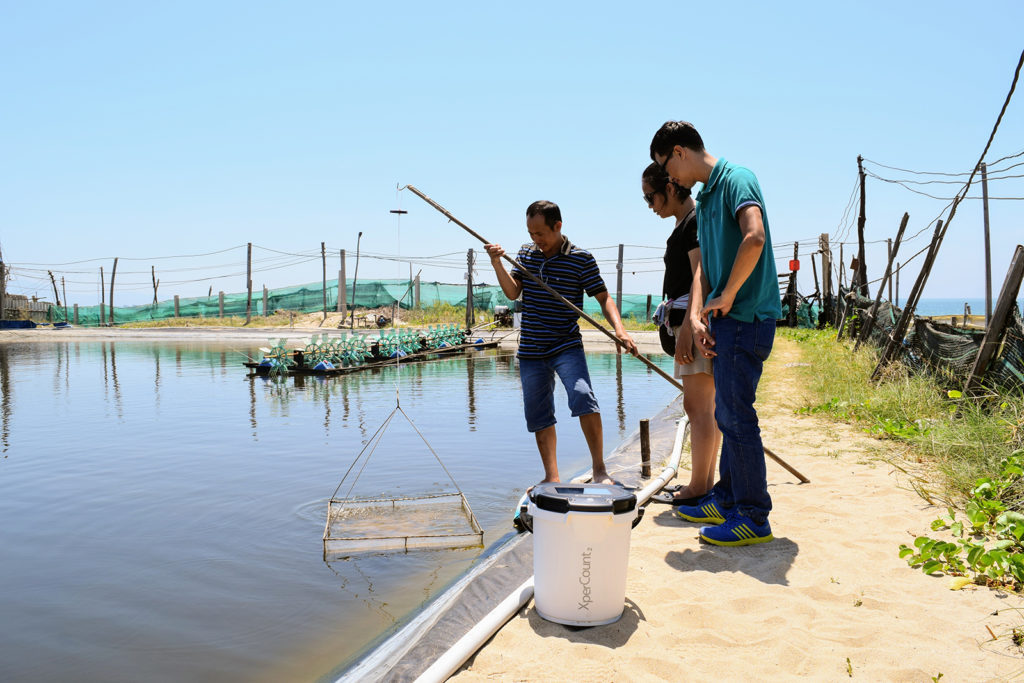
[696, 158, 783, 322]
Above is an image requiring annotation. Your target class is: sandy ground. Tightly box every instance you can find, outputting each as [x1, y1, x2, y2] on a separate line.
[451, 337, 1024, 682]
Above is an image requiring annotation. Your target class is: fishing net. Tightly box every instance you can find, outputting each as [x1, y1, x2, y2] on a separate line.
[323, 403, 483, 558]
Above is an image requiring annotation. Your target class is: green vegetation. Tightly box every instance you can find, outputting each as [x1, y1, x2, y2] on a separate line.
[899, 451, 1024, 590]
[782, 327, 1024, 506]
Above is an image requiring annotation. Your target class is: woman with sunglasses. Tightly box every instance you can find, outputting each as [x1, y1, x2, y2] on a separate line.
[642, 163, 720, 506]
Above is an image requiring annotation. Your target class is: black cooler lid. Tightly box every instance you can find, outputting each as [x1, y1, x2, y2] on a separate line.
[529, 482, 637, 514]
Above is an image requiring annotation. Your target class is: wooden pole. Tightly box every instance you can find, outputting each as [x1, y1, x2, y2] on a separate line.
[639, 418, 651, 478]
[174, 295, 180, 318]
[886, 239, 893, 303]
[414, 274, 420, 309]
[218, 291, 224, 318]
[48, 270, 61, 306]
[646, 294, 652, 322]
[152, 265, 158, 305]
[981, 162, 993, 327]
[100, 266, 106, 325]
[263, 285, 268, 317]
[109, 258, 118, 325]
[466, 248, 475, 328]
[616, 243, 624, 314]
[246, 242, 253, 324]
[351, 232, 362, 329]
[856, 155, 868, 296]
[855, 212, 909, 351]
[786, 242, 799, 327]
[0, 260, 6, 320]
[321, 241, 327, 323]
[872, 220, 945, 380]
[819, 234, 833, 325]
[61, 276, 68, 322]
[337, 249, 346, 315]
[966, 245, 1024, 394]
[73, 303, 78, 325]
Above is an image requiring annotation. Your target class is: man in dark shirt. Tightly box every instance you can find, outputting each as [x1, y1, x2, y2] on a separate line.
[485, 200, 637, 486]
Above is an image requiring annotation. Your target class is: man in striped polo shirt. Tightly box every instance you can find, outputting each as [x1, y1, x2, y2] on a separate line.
[485, 200, 637, 486]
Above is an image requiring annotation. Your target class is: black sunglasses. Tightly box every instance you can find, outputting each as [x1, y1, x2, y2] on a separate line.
[643, 191, 656, 206]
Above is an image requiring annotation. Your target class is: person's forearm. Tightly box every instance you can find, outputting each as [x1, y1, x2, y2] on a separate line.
[689, 262, 707, 324]
[492, 261, 522, 300]
[721, 233, 764, 300]
[597, 294, 627, 334]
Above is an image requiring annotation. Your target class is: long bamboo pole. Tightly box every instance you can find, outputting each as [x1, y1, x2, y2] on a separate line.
[403, 184, 808, 483]
[403, 185, 680, 390]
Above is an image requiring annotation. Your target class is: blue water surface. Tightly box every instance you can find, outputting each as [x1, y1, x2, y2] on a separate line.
[0, 340, 676, 682]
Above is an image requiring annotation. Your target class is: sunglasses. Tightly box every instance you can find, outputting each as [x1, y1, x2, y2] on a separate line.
[643, 191, 656, 206]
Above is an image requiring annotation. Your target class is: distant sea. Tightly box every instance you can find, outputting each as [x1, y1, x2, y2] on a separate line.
[912, 297, 1023, 317]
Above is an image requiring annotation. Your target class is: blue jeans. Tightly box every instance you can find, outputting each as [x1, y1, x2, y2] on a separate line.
[518, 346, 600, 432]
[709, 316, 775, 524]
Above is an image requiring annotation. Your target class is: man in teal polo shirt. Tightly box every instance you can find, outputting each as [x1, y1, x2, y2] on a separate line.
[650, 120, 782, 546]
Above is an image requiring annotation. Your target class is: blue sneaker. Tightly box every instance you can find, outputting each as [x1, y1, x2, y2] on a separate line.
[699, 514, 773, 546]
[673, 493, 727, 524]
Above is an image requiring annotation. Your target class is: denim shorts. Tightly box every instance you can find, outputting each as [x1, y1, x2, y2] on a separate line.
[518, 346, 600, 432]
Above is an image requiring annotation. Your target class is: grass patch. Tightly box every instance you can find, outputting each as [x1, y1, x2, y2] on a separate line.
[781, 327, 1024, 509]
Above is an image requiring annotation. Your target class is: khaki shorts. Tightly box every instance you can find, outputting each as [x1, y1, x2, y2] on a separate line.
[672, 323, 713, 378]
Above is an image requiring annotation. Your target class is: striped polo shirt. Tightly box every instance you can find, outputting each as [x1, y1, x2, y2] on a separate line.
[510, 235, 607, 359]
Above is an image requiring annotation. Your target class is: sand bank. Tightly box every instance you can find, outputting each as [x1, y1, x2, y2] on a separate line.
[452, 337, 1024, 682]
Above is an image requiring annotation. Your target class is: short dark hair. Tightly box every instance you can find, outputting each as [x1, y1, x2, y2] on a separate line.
[642, 162, 691, 202]
[526, 200, 561, 228]
[649, 121, 705, 161]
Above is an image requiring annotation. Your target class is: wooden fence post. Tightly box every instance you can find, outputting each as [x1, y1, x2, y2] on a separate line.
[639, 418, 651, 478]
[965, 245, 1024, 394]
[73, 303, 78, 325]
[321, 241, 327, 323]
[872, 220, 946, 380]
[109, 258, 118, 325]
[263, 286, 268, 317]
[174, 295, 180, 318]
[856, 155, 868, 296]
[246, 242, 253, 324]
[819, 234, 833, 325]
[219, 291, 225, 318]
[616, 244, 624, 314]
[100, 266, 106, 325]
[337, 249, 346, 315]
[0, 260, 5, 320]
[855, 212, 909, 351]
[466, 249, 475, 328]
[786, 242, 799, 327]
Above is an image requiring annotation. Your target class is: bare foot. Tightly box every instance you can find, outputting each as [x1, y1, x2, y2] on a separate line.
[590, 469, 618, 485]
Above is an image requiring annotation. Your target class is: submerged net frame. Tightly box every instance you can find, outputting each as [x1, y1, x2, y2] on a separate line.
[323, 402, 483, 558]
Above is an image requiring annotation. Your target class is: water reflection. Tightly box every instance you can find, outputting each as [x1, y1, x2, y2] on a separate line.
[0, 347, 10, 454]
[0, 339, 675, 682]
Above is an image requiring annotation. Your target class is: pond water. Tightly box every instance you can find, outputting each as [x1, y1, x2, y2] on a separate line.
[0, 340, 676, 682]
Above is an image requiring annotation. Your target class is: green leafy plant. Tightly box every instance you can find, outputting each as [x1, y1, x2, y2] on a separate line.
[899, 450, 1024, 589]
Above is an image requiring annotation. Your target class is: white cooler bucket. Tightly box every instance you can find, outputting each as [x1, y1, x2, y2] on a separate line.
[526, 482, 642, 626]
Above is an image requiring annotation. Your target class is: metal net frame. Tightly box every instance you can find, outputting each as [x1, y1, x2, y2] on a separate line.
[323, 402, 483, 558]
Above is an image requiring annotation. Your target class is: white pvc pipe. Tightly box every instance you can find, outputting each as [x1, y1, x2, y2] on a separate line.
[413, 578, 535, 683]
[413, 415, 689, 683]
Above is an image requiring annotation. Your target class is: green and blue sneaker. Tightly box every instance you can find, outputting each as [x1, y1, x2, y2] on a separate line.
[673, 493, 727, 524]
[699, 515, 773, 546]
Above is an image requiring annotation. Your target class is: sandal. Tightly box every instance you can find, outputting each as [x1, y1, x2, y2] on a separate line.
[650, 491, 705, 506]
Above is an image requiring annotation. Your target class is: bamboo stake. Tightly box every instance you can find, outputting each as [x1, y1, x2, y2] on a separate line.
[854, 212, 909, 351]
[403, 184, 809, 484]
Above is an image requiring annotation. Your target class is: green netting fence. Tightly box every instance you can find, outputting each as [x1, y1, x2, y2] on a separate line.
[832, 287, 1024, 394]
[48, 278, 662, 327]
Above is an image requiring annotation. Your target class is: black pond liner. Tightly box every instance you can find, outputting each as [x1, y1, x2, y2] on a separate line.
[325, 394, 685, 682]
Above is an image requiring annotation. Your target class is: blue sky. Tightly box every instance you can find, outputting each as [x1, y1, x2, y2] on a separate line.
[2, 2, 1022, 308]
